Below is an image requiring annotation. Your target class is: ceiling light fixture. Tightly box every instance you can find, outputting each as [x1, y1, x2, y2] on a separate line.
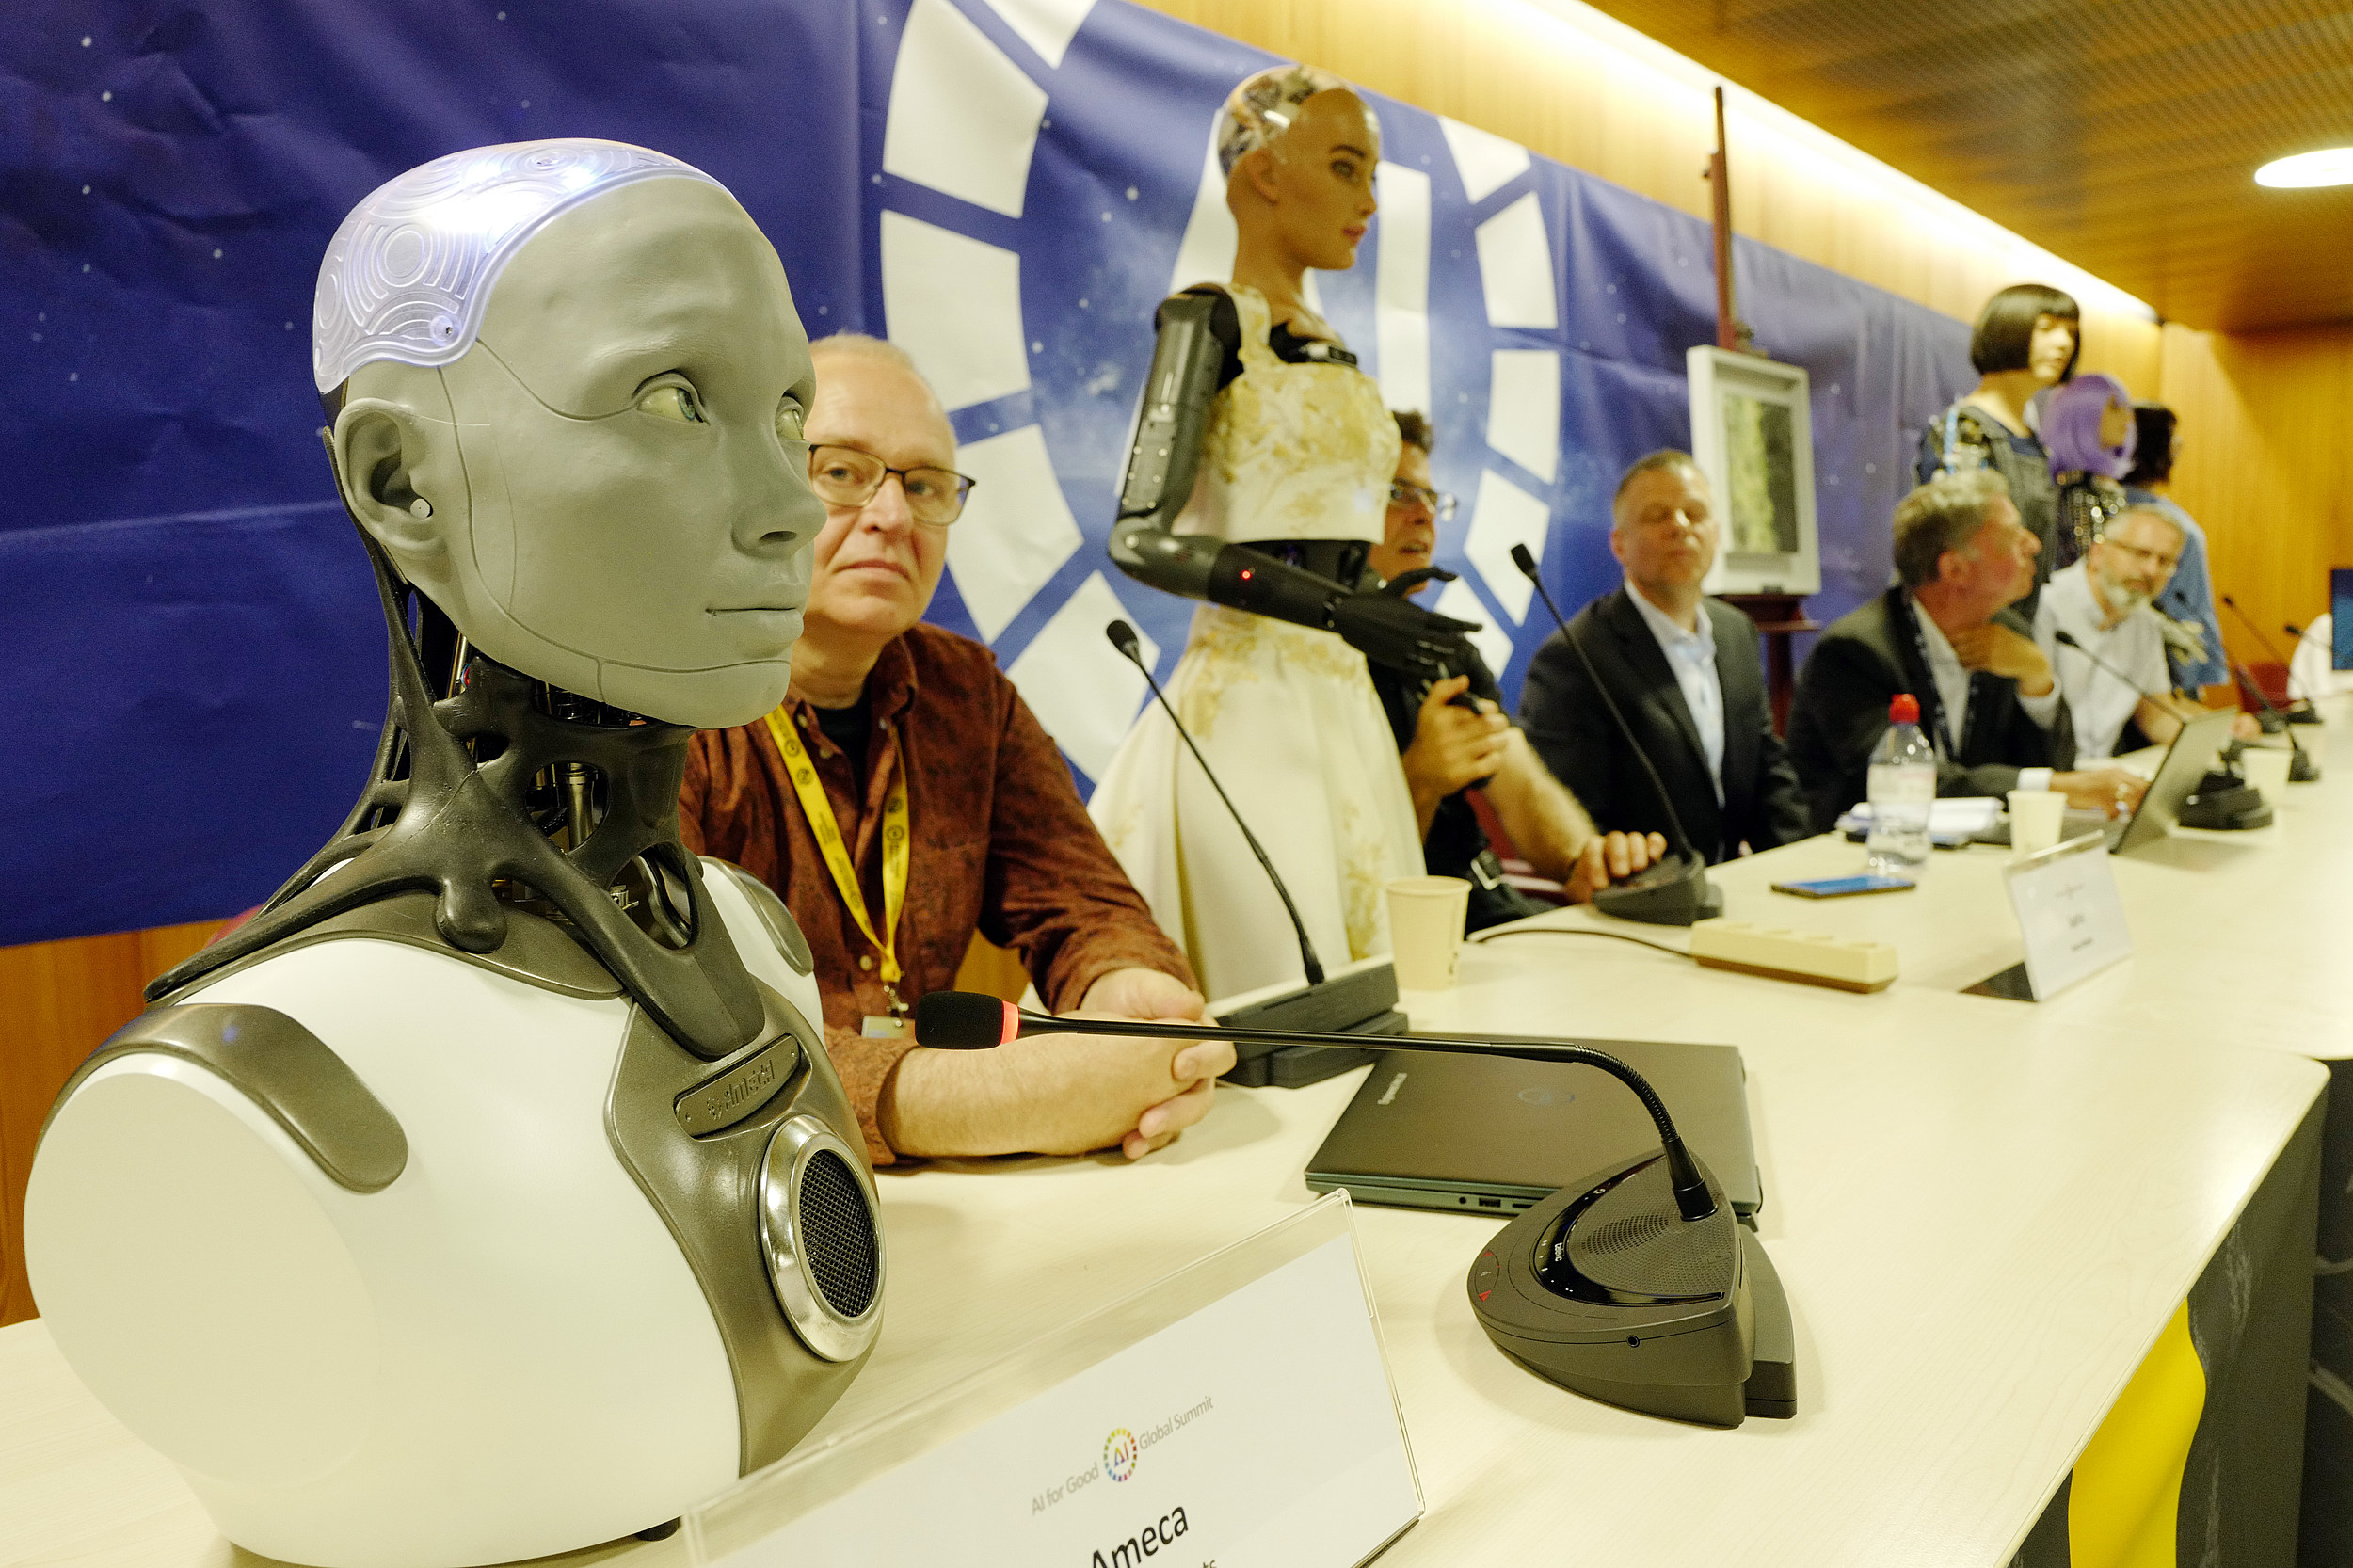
[2255, 148, 2353, 188]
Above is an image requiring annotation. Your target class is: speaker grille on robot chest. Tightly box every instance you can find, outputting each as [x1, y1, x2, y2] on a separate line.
[796, 1148, 880, 1319]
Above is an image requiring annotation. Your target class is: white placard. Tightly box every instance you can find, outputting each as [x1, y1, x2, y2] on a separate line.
[696, 1197, 1420, 1568]
[2006, 832, 2132, 1000]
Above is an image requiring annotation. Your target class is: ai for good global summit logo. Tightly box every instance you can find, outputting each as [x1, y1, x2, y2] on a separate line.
[1101, 1427, 1139, 1482]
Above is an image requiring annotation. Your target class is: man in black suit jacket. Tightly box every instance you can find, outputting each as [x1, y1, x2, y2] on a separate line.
[1520, 452, 1811, 862]
[1785, 468, 2146, 830]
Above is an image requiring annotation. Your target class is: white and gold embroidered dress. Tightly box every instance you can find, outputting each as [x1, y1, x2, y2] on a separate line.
[1090, 285, 1422, 1000]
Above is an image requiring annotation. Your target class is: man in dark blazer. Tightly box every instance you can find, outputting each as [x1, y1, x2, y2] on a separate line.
[1520, 452, 1812, 863]
[1785, 469, 2146, 830]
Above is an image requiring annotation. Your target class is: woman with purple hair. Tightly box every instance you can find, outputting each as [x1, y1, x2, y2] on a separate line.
[2041, 373, 2137, 573]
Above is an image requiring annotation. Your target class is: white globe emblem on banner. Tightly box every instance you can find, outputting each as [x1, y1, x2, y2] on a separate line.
[873, 0, 1565, 782]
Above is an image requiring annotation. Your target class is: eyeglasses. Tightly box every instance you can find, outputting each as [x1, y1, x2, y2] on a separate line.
[1387, 481, 1457, 521]
[2099, 536, 2181, 573]
[807, 444, 977, 525]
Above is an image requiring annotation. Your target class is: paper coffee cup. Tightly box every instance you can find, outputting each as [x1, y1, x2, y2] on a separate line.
[1385, 875, 1472, 990]
[2240, 746, 2292, 800]
[2007, 789, 2067, 858]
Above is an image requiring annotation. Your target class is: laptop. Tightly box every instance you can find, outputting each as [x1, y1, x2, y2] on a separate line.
[1304, 1037, 1763, 1219]
[2110, 706, 2240, 854]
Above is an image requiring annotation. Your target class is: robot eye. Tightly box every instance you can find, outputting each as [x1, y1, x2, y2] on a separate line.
[776, 397, 807, 443]
[637, 383, 706, 424]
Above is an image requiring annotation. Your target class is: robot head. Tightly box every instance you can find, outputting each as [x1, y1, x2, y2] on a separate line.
[1215, 67, 1382, 275]
[317, 140, 822, 728]
[1214, 63, 1379, 179]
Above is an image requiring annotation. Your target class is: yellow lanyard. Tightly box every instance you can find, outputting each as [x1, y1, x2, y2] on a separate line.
[763, 706, 912, 1010]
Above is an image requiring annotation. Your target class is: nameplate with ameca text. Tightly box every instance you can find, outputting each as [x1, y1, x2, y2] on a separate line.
[2007, 830, 2133, 1000]
[695, 1194, 1421, 1568]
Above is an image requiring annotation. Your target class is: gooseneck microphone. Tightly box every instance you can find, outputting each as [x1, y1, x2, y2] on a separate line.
[1510, 545, 1722, 926]
[2221, 595, 2320, 723]
[2200, 620, 2323, 780]
[1105, 619, 1322, 986]
[917, 984, 1784, 1426]
[2052, 628, 2305, 801]
[915, 989, 1715, 1221]
[2051, 627, 2175, 704]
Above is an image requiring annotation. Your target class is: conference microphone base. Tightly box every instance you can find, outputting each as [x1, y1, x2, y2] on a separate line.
[1591, 854, 1724, 927]
[1468, 1151, 1793, 1428]
[2179, 780, 2275, 830]
[1216, 960, 1411, 1088]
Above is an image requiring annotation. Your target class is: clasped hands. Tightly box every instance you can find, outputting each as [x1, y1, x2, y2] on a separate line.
[1403, 676, 1666, 899]
[1944, 622, 2147, 817]
[1057, 968, 1230, 1160]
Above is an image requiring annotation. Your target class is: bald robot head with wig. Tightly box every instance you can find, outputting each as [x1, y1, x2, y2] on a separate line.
[317, 139, 824, 728]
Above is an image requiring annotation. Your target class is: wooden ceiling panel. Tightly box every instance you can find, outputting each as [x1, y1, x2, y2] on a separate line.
[1585, 0, 2353, 328]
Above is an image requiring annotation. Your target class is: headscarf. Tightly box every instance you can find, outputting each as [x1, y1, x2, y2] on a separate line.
[1215, 64, 1375, 178]
[2041, 373, 2137, 481]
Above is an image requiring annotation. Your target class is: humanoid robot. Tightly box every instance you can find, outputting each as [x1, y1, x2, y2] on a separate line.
[1090, 65, 1481, 999]
[25, 142, 887, 1566]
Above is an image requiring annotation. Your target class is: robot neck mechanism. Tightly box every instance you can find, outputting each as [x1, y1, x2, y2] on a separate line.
[150, 531, 766, 1061]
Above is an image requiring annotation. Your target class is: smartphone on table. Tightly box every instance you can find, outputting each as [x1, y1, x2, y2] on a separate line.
[1769, 874, 1916, 899]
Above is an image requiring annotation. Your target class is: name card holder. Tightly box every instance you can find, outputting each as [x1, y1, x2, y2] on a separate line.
[687, 1192, 1422, 1568]
[1966, 830, 2134, 1001]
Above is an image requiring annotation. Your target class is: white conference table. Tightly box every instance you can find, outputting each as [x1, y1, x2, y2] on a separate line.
[2, 710, 2341, 1568]
[1517, 696, 2353, 1059]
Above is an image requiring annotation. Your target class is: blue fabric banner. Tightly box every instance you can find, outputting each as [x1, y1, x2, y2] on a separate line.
[0, 0, 1972, 946]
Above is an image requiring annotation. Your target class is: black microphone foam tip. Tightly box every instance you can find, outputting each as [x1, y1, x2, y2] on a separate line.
[1509, 543, 1539, 580]
[913, 990, 1018, 1050]
[2053, 628, 2082, 648]
[1105, 619, 1141, 660]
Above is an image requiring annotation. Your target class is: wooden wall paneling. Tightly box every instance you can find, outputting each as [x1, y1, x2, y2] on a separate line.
[1131, 0, 2162, 388]
[1561, 0, 2353, 332]
[0, 920, 216, 1327]
[2159, 320, 2353, 678]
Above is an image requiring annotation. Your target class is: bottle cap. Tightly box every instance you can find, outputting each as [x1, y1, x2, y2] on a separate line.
[1889, 693, 1920, 724]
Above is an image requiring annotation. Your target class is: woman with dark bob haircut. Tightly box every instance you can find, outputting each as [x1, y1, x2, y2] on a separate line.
[1915, 282, 2081, 616]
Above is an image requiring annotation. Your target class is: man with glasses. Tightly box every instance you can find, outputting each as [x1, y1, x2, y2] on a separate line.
[1365, 412, 1663, 928]
[681, 335, 1229, 1166]
[2031, 504, 2259, 760]
[1520, 451, 1811, 861]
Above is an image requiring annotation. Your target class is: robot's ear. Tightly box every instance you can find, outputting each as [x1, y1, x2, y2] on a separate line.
[331, 399, 449, 563]
[1226, 143, 1280, 210]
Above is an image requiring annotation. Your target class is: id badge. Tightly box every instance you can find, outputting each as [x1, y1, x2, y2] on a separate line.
[860, 1015, 910, 1040]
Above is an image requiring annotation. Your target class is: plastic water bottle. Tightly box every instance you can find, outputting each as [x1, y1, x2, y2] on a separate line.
[1865, 693, 1935, 873]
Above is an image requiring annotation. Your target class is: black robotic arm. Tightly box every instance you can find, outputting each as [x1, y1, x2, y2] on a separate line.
[1110, 288, 1483, 691]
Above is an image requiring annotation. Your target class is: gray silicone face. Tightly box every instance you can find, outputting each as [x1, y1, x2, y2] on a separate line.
[331, 178, 822, 728]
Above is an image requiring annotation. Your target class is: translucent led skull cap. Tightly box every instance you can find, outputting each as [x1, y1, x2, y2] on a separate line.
[1214, 64, 1376, 179]
[313, 139, 725, 393]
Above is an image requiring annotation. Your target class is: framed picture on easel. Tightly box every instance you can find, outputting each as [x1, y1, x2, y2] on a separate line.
[1687, 345, 1820, 597]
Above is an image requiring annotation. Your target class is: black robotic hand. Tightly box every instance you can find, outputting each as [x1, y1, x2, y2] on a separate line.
[1377, 565, 1456, 599]
[1328, 584, 1484, 687]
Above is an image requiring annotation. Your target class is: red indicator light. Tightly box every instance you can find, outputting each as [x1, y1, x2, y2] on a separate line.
[1239, 568, 1253, 581]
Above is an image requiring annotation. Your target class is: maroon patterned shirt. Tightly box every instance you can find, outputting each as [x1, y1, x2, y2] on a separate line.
[680, 622, 1195, 1162]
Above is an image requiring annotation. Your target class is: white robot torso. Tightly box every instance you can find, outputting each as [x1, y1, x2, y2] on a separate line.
[27, 864, 877, 1568]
